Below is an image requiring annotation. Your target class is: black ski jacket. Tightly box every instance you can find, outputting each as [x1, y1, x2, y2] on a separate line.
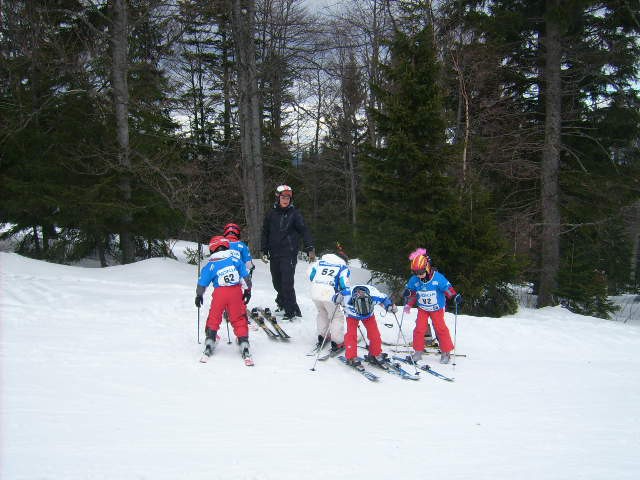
[261, 204, 314, 258]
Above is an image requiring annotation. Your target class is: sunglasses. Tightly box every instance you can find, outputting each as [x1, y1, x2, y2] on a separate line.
[412, 269, 427, 275]
[279, 194, 291, 199]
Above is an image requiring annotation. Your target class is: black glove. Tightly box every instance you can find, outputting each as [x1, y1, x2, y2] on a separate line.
[242, 289, 252, 305]
[195, 295, 203, 308]
[454, 293, 463, 305]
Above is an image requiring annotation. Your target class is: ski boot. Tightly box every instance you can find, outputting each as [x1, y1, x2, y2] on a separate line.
[365, 352, 390, 370]
[345, 358, 362, 367]
[238, 336, 254, 366]
[204, 328, 217, 356]
[330, 341, 345, 355]
[440, 351, 451, 364]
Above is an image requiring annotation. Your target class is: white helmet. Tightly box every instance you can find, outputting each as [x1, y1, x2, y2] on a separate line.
[321, 253, 346, 265]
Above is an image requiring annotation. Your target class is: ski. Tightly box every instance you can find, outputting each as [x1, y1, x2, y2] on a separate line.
[363, 355, 420, 381]
[392, 355, 455, 382]
[250, 308, 279, 339]
[240, 342, 255, 367]
[382, 339, 439, 349]
[242, 353, 255, 366]
[258, 308, 291, 339]
[306, 342, 329, 356]
[317, 345, 345, 361]
[337, 356, 379, 382]
[389, 348, 467, 358]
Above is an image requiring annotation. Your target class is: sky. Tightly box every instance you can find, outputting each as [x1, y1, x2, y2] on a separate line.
[1, 242, 639, 480]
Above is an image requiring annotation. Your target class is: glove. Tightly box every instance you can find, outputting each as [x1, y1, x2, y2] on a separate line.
[332, 292, 344, 305]
[242, 289, 252, 305]
[195, 295, 203, 308]
[454, 293, 463, 305]
[307, 249, 316, 263]
[261, 252, 269, 264]
[386, 304, 398, 314]
[403, 304, 411, 314]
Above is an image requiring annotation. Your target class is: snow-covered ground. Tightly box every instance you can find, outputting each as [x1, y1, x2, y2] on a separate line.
[2, 245, 639, 480]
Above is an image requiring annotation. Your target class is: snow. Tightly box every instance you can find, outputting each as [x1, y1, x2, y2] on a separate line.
[2, 247, 640, 480]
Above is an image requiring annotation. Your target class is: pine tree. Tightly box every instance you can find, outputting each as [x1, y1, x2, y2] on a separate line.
[358, 13, 519, 315]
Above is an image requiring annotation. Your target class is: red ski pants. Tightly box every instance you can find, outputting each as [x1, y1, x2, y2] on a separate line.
[345, 315, 382, 360]
[206, 285, 249, 338]
[413, 308, 454, 353]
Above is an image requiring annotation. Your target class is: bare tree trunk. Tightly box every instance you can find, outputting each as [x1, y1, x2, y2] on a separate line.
[111, 0, 135, 264]
[231, 0, 264, 250]
[537, 2, 562, 307]
[365, 0, 381, 148]
[451, 51, 469, 185]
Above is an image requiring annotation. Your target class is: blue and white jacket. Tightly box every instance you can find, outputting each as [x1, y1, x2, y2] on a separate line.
[405, 271, 454, 312]
[228, 240, 254, 271]
[197, 250, 250, 293]
[337, 284, 393, 321]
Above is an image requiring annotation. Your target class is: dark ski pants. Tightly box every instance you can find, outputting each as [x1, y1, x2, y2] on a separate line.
[269, 255, 299, 315]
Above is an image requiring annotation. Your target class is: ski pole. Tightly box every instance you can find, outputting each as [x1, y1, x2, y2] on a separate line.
[379, 309, 393, 328]
[196, 237, 202, 344]
[358, 325, 369, 350]
[394, 308, 406, 347]
[224, 311, 232, 345]
[392, 312, 419, 375]
[310, 305, 337, 372]
[452, 300, 459, 368]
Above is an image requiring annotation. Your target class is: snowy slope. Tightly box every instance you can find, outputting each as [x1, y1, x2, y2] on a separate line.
[1, 249, 639, 480]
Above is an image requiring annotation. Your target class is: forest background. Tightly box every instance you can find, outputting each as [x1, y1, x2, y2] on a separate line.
[1, 0, 639, 318]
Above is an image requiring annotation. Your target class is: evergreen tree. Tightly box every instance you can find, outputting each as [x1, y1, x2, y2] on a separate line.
[442, 0, 640, 311]
[359, 12, 519, 315]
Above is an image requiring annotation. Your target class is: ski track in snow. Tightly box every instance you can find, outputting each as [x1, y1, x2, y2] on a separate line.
[1, 250, 639, 480]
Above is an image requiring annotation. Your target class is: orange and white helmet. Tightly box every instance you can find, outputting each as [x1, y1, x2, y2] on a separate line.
[410, 254, 431, 275]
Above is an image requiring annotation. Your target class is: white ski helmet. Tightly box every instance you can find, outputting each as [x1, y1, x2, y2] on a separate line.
[321, 253, 346, 265]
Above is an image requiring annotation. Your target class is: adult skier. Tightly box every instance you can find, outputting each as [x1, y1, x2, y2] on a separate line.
[332, 284, 397, 366]
[403, 250, 462, 364]
[309, 247, 350, 353]
[260, 184, 315, 320]
[196, 236, 253, 360]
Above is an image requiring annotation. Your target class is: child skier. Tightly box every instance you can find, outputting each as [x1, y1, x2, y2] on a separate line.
[332, 284, 397, 367]
[220, 223, 255, 275]
[309, 247, 350, 354]
[195, 236, 253, 362]
[403, 249, 462, 364]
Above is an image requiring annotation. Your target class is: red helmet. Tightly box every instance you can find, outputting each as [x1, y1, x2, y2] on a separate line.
[208, 235, 230, 253]
[410, 254, 431, 274]
[223, 223, 241, 239]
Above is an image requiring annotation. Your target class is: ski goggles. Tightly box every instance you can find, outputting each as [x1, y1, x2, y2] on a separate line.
[412, 268, 427, 276]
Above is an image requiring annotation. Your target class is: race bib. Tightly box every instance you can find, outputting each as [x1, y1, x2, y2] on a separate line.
[418, 290, 438, 311]
[217, 266, 239, 286]
[315, 266, 340, 285]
